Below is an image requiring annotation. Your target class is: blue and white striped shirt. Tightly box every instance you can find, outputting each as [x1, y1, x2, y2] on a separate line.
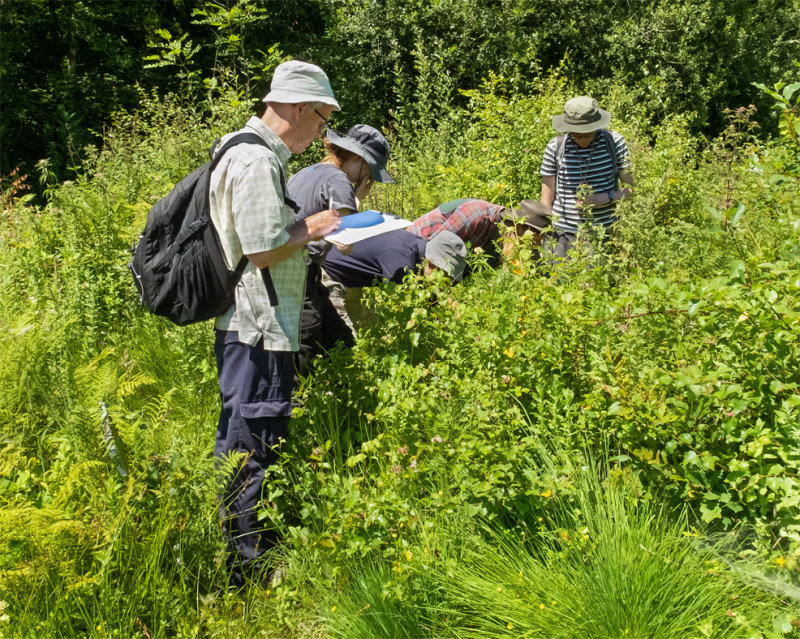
[540, 130, 630, 232]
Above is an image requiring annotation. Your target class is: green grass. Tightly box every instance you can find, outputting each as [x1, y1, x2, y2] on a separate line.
[316, 454, 794, 639]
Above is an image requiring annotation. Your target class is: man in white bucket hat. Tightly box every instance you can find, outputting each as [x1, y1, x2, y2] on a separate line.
[540, 95, 634, 259]
[209, 60, 343, 587]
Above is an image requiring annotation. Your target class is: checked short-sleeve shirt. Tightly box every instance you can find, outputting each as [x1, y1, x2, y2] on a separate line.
[407, 199, 507, 249]
[209, 116, 305, 352]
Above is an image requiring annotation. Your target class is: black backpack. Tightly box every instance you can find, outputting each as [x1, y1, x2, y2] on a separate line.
[129, 132, 282, 326]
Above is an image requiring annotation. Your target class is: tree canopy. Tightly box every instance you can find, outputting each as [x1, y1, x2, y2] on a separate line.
[1, 0, 799, 182]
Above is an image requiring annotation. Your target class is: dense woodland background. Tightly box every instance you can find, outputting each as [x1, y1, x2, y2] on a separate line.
[2, 0, 800, 184]
[2, 1, 800, 638]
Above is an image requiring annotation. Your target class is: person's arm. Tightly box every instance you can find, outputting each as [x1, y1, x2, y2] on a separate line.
[246, 209, 340, 269]
[591, 171, 634, 206]
[607, 135, 634, 204]
[541, 175, 556, 209]
[616, 171, 634, 200]
[323, 172, 359, 255]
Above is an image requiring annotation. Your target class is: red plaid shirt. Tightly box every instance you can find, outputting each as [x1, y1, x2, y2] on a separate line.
[407, 199, 507, 248]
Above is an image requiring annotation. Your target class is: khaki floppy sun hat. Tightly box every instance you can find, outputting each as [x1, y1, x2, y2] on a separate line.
[552, 96, 611, 133]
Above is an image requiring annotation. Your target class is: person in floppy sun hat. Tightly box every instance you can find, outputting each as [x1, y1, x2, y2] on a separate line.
[288, 123, 395, 376]
[209, 59, 343, 588]
[540, 95, 634, 260]
[325, 124, 394, 185]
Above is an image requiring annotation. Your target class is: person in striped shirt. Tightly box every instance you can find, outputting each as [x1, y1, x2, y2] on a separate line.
[540, 96, 633, 258]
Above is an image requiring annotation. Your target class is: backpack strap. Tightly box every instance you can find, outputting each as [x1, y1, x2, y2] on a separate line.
[208, 131, 297, 308]
[553, 134, 568, 193]
[555, 134, 568, 164]
[598, 129, 619, 184]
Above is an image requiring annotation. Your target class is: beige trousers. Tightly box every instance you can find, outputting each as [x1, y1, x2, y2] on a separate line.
[320, 268, 375, 332]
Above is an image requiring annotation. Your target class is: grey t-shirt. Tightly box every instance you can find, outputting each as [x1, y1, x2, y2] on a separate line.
[288, 162, 357, 264]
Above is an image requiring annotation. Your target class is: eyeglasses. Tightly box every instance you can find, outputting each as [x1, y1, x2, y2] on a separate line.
[313, 108, 329, 133]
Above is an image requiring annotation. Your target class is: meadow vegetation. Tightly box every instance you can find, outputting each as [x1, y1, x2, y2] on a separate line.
[2, 4, 800, 637]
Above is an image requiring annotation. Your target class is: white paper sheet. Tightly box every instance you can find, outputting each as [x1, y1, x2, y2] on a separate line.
[324, 213, 413, 246]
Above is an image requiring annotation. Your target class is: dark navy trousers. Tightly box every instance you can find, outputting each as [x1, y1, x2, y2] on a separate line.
[214, 330, 293, 574]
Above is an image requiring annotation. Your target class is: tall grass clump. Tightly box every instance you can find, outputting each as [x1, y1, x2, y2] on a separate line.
[437, 463, 789, 639]
[315, 453, 795, 639]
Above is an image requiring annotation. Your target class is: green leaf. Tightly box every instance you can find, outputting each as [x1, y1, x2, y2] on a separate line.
[775, 613, 793, 633]
[730, 203, 745, 226]
[781, 82, 800, 100]
[346, 453, 366, 467]
[700, 503, 721, 522]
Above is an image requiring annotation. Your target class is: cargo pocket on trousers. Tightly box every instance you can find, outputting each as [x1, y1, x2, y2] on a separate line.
[238, 400, 291, 455]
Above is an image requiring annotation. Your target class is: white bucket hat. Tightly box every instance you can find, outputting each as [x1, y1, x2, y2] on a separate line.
[263, 60, 340, 111]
